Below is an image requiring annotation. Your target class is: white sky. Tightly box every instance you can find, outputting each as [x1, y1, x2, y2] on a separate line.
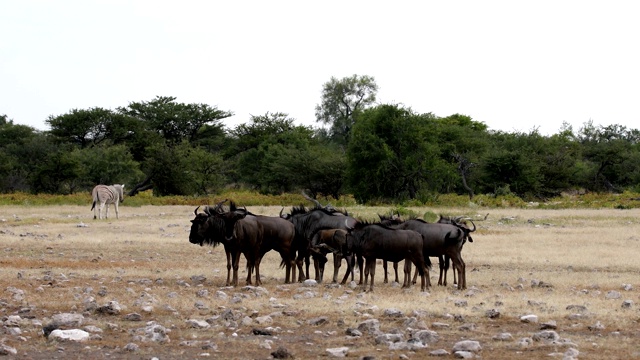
[1, 1, 639, 135]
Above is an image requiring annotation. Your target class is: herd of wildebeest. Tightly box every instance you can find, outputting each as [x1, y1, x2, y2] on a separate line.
[188, 196, 477, 292]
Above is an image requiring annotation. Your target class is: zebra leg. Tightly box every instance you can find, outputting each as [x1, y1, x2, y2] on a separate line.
[114, 202, 119, 219]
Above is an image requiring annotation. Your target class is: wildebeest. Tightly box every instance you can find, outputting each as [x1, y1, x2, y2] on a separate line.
[390, 218, 476, 290]
[280, 205, 358, 282]
[342, 220, 429, 292]
[189, 201, 250, 286]
[91, 184, 125, 219]
[253, 212, 297, 284]
[211, 202, 266, 286]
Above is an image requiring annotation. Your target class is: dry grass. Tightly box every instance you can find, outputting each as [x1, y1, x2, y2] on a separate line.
[1, 205, 639, 359]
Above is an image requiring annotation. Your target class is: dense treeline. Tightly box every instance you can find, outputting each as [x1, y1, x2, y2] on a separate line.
[2, 75, 639, 203]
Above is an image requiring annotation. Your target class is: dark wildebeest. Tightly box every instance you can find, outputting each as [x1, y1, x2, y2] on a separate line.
[342, 220, 429, 292]
[253, 212, 297, 284]
[214, 201, 297, 285]
[433, 215, 476, 286]
[391, 218, 476, 290]
[189, 201, 244, 286]
[212, 202, 264, 286]
[280, 205, 357, 282]
[379, 213, 476, 287]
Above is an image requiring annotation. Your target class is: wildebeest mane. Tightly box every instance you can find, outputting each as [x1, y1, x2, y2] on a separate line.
[354, 220, 396, 231]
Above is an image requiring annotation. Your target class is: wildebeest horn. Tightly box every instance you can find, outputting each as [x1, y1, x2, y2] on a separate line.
[212, 199, 228, 213]
[344, 219, 354, 231]
[302, 190, 322, 208]
[194, 206, 200, 216]
[468, 219, 476, 232]
[279, 207, 285, 217]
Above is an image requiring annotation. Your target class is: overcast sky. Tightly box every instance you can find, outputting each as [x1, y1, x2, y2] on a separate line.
[2, 1, 639, 135]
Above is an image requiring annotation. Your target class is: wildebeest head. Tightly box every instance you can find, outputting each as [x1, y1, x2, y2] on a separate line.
[189, 201, 228, 246]
[378, 212, 403, 226]
[214, 201, 249, 241]
[189, 206, 215, 246]
[438, 215, 476, 242]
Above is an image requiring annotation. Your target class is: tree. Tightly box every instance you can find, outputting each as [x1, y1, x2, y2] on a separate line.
[577, 121, 640, 191]
[46, 107, 114, 148]
[315, 74, 378, 146]
[346, 104, 448, 203]
[119, 96, 232, 145]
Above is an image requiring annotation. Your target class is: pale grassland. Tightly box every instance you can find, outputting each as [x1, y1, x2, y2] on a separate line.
[0, 204, 639, 359]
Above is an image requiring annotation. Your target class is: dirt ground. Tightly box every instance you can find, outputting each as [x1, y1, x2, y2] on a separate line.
[0, 205, 639, 359]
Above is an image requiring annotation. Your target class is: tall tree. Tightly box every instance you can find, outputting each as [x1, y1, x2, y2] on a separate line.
[315, 74, 378, 146]
[346, 104, 448, 203]
[119, 96, 232, 145]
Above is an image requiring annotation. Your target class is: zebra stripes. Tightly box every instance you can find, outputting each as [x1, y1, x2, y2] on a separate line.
[91, 184, 125, 219]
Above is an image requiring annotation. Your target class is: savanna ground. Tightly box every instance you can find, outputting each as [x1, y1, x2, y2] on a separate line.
[1, 204, 639, 359]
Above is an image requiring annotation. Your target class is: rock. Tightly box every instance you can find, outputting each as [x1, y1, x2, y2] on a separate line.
[588, 321, 605, 331]
[520, 314, 538, 323]
[325, 347, 349, 357]
[302, 279, 318, 287]
[49, 329, 90, 342]
[252, 328, 273, 336]
[271, 346, 294, 359]
[413, 329, 439, 344]
[123, 343, 139, 352]
[566, 304, 587, 312]
[532, 330, 560, 343]
[0, 344, 17, 355]
[345, 328, 362, 337]
[51, 313, 84, 327]
[622, 300, 634, 308]
[540, 320, 557, 330]
[606, 290, 621, 299]
[453, 351, 475, 359]
[429, 349, 450, 356]
[492, 332, 513, 341]
[186, 319, 210, 329]
[124, 313, 142, 321]
[485, 309, 500, 319]
[307, 316, 328, 326]
[96, 301, 122, 315]
[452, 340, 482, 353]
[357, 319, 380, 335]
[383, 308, 404, 317]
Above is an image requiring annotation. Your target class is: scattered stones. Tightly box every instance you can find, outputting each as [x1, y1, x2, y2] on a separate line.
[622, 300, 634, 308]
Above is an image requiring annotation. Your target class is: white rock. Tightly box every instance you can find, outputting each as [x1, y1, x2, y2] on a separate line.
[49, 329, 90, 342]
[326, 347, 349, 357]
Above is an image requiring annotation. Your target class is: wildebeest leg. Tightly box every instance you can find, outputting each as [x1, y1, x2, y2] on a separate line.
[295, 251, 305, 282]
[339, 254, 353, 284]
[332, 253, 342, 283]
[438, 255, 446, 286]
[357, 255, 364, 285]
[367, 258, 376, 292]
[225, 250, 232, 286]
[232, 251, 241, 287]
[393, 261, 399, 283]
[451, 253, 466, 290]
[383, 260, 389, 283]
[304, 254, 311, 280]
[254, 256, 263, 286]
[402, 259, 411, 288]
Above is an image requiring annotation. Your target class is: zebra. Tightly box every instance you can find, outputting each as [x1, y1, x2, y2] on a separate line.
[91, 184, 125, 220]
